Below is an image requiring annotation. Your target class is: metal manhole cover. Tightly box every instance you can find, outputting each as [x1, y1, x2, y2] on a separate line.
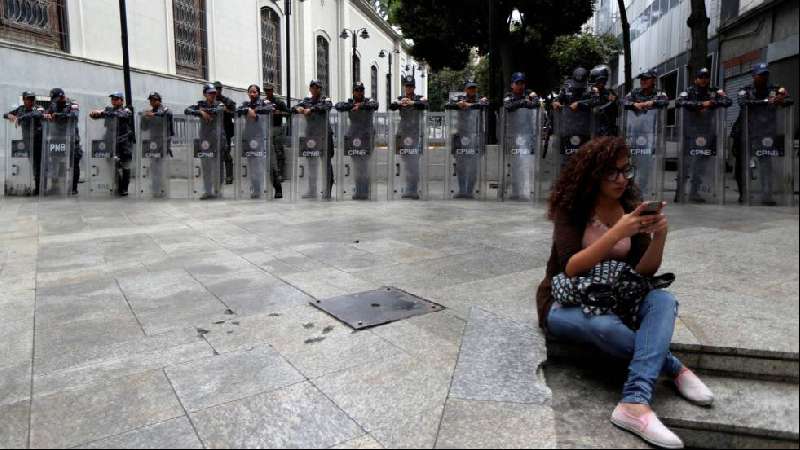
[310, 286, 444, 330]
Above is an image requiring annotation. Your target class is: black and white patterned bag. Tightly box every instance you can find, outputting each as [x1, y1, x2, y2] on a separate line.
[552, 260, 675, 329]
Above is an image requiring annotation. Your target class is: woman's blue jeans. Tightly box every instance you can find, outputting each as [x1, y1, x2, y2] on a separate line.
[547, 289, 684, 405]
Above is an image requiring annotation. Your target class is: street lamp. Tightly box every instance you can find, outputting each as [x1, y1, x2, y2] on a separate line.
[271, 0, 304, 110]
[340, 27, 370, 85]
[379, 48, 400, 104]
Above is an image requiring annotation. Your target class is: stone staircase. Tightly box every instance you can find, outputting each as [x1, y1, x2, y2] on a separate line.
[546, 339, 799, 449]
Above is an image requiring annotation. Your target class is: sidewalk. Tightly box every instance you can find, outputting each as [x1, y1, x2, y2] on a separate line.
[0, 198, 797, 448]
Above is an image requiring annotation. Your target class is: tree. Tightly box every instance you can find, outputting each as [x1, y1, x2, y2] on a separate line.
[548, 33, 620, 79]
[617, 0, 632, 94]
[687, 0, 711, 80]
[387, 0, 595, 101]
[426, 51, 489, 111]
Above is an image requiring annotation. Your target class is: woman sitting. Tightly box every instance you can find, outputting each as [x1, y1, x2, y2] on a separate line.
[536, 136, 713, 449]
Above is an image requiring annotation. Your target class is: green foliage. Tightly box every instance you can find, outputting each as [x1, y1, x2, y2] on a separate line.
[386, 0, 595, 94]
[548, 33, 620, 76]
[426, 53, 490, 111]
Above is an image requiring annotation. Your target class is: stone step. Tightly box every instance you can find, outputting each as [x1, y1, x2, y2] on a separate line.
[652, 375, 799, 449]
[546, 338, 800, 383]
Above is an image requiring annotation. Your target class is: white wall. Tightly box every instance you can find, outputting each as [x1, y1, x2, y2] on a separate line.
[5, 0, 422, 108]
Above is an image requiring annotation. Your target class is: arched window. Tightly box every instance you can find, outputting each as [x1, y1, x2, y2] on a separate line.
[173, 0, 208, 78]
[260, 7, 281, 94]
[0, 0, 68, 51]
[371, 65, 378, 100]
[316, 36, 330, 96]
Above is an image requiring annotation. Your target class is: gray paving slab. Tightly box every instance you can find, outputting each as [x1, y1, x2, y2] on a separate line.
[331, 434, 385, 449]
[190, 382, 363, 449]
[314, 354, 453, 449]
[0, 399, 29, 449]
[29, 370, 184, 449]
[165, 344, 305, 412]
[79, 416, 203, 449]
[435, 398, 557, 449]
[450, 307, 551, 404]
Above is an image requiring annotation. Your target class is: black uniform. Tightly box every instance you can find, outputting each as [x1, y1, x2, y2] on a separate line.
[675, 84, 732, 202]
[45, 98, 82, 195]
[185, 100, 225, 198]
[4, 104, 44, 195]
[236, 98, 274, 198]
[217, 93, 237, 183]
[389, 94, 428, 199]
[265, 94, 289, 188]
[445, 94, 489, 198]
[93, 105, 135, 195]
[293, 95, 334, 198]
[731, 84, 794, 203]
[587, 86, 620, 136]
[623, 88, 669, 109]
[336, 97, 379, 199]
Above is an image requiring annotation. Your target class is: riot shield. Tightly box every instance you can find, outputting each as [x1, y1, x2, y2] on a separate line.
[189, 114, 224, 199]
[40, 118, 74, 197]
[445, 108, 487, 199]
[500, 107, 541, 202]
[137, 113, 171, 198]
[388, 109, 428, 200]
[87, 115, 118, 196]
[235, 112, 271, 200]
[291, 112, 331, 201]
[623, 108, 665, 201]
[4, 120, 37, 196]
[554, 108, 592, 165]
[538, 107, 592, 200]
[743, 102, 795, 206]
[336, 109, 377, 200]
[677, 107, 726, 204]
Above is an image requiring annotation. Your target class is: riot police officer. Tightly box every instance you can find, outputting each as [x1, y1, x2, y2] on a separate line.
[4, 91, 44, 195]
[731, 62, 793, 205]
[141, 92, 174, 198]
[237, 84, 274, 199]
[587, 65, 620, 136]
[551, 67, 589, 112]
[623, 69, 669, 111]
[265, 83, 289, 198]
[89, 92, 135, 196]
[503, 72, 541, 200]
[293, 80, 334, 199]
[446, 80, 489, 199]
[335, 82, 379, 200]
[213, 81, 237, 185]
[43, 88, 82, 195]
[623, 69, 669, 197]
[676, 68, 731, 203]
[185, 83, 225, 200]
[389, 75, 429, 199]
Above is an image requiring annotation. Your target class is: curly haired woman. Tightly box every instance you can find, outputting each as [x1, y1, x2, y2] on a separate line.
[537, 136, 713, 449]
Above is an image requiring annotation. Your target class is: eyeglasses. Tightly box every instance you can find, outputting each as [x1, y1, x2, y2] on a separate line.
[604, 165, 636, 181]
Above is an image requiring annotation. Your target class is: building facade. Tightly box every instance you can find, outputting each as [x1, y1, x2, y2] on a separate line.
[0, 0, 427, 115]
[591, 0, 797, 143]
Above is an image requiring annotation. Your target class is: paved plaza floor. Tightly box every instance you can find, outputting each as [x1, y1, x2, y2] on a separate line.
[0, 197, 797, 448]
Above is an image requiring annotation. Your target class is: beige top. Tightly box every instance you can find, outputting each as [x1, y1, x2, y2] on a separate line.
[582, 217, 631, 260]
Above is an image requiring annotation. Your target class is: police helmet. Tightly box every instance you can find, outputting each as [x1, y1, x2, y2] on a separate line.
[589, 65, 611, 84]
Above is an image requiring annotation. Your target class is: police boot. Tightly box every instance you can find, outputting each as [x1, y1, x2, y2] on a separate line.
[119, 169, 131, 197]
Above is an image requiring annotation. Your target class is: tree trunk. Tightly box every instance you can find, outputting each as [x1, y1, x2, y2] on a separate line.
[617, 0, 632, 95]
[687, 0, 711, 80]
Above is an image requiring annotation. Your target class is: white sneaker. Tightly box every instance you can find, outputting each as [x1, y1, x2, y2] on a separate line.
[675, 368, 714, 406]
[611, 404, 684, 449]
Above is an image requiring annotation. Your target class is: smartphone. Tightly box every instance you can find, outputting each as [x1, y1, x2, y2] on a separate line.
[640, 201, 663, 216]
